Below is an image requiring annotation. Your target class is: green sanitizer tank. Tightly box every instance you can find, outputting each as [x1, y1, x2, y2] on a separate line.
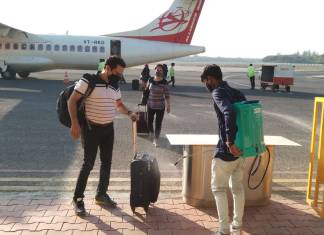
[233, 100, 266, 158]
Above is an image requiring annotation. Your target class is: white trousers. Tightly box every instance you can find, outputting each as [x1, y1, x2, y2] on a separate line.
[211, 157, 245, 234]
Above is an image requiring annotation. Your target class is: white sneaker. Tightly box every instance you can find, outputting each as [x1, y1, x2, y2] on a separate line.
[231, 225, 242, 235]
[153, 138, 159, 147]
[212, 232, 230, 235]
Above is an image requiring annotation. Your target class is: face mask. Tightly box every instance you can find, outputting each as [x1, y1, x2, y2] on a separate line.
[108, 74, 121, 82]
[205, 83, 214, 92]
[155, 71, 163, 77]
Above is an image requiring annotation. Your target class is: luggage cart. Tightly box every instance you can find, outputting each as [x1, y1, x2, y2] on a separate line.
[260, 65, 294, 92]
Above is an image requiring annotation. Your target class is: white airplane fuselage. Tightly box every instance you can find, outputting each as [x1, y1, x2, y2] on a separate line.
[0, 34, 205, 73]
[0, 0, 206, 78]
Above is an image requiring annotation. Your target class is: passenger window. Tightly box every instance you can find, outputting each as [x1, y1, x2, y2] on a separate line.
[92, 46, 97, 53]
[13, 43, 19, 50]
[30, 44, 35, 50]
[38, 44, 44, 51]
[54, 45, 60, 51]
[100, 46, 105, 53]
[62, 45, 68, 51]
[85, 46, 90, 52]
[5, 43, 11, 50]
[21, 43, 27, 50]
[70, 45, 75, 52]
[46, 44, 52, 51]
[77, 45, 83, 52]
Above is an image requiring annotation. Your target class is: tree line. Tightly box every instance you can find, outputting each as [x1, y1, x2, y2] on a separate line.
[263, 51, 324, 64]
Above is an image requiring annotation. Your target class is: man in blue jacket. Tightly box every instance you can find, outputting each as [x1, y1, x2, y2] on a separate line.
[201, 64, 246, 235]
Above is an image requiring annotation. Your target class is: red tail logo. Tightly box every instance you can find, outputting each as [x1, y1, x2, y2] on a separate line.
[150, 8, 190, 32]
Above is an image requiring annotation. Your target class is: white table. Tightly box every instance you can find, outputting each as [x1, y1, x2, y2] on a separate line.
[166, 134, 301, 207]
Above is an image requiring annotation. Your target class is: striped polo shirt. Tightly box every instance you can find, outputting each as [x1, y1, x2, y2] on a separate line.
[147, 79, 170, 110]
[74, 75, 121, 125]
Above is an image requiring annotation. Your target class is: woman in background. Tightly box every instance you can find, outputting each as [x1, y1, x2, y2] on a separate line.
[147, 64, 171, 147]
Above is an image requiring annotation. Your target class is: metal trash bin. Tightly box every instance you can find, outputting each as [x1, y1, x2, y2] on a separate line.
[182, 145, 274, 208]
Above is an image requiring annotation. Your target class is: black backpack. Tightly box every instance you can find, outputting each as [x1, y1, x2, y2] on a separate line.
[56, 74, 96, 127]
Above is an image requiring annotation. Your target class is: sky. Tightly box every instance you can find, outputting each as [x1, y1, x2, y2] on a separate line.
[0, 0, 323, 58]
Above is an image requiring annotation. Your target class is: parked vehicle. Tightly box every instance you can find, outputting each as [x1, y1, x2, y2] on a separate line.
[260, 64, 295, 92]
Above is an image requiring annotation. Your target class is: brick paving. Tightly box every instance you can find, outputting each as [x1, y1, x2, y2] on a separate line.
[0, 195, 324, 234]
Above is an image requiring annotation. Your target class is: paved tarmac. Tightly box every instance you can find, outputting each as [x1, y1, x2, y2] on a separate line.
[1, 67, 324, 194]
[1, 66, 324, 234]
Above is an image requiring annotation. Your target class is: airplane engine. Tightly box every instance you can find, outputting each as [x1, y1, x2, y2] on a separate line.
[18, 72, 30, 79]
[1, 66, 16, 80]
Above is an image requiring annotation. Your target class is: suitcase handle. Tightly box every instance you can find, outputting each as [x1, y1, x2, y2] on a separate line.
[137, 104, 147, 112]
[132, 121, 137, 157]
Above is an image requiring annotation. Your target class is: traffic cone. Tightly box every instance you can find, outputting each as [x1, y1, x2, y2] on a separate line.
[63, 71, 69, 85]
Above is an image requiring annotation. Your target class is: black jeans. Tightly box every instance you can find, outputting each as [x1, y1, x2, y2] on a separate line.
[74, 123, 114, 200]
[249, 76, 255, 89]
[147, 107, 165, 139]
[168, 76, 175, 87]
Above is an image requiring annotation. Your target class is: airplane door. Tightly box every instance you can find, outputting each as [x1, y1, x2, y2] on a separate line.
[110, 40, 121, 57]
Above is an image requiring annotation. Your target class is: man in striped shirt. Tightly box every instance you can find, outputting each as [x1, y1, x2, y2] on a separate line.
[68, 56, 137, 216]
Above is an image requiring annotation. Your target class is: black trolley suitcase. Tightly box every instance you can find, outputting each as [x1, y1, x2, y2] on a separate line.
[130, 121, 160, 213]
[132, 79, 139, 90]
[136, 105, 149, 135]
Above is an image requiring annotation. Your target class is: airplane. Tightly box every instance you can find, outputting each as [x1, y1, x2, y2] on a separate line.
[0, 0, 205, 80]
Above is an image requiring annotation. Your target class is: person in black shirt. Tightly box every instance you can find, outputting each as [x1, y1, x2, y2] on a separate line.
[201, 64, 246, 235]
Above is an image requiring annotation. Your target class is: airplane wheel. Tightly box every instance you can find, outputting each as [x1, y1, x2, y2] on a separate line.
[18, 72, 30, 79]
[271, 84, 276, 92]
[261, 83, 267, 90]
[2, 67, 16, 80]
[285, 86, 290, 92]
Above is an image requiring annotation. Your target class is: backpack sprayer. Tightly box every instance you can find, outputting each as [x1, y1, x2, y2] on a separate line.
[233, 100, 269, 190]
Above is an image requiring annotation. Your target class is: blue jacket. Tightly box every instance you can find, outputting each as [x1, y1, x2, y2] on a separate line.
[212, 81, 246, 161]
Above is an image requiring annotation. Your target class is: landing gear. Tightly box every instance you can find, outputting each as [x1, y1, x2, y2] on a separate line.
[261, 82, 267, 90]
[271, 84, 279, 92]
[18, 72, 30, 79]
[285, 86, 290, 92]
[2, 66, 16, 80]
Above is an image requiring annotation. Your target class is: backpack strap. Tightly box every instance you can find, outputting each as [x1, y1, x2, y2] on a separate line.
[222, 84, 246, 103]
[79, 73, 97, 130]
[83, 73, 97, 97]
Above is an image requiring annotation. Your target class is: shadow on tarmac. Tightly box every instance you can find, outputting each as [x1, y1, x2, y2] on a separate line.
[0, 78, 79, 171]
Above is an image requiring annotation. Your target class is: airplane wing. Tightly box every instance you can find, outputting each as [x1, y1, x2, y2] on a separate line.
[0, 22, 44, 40]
